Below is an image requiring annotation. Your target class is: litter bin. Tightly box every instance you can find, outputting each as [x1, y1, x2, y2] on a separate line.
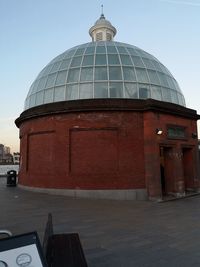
[6, 170, 17, 187]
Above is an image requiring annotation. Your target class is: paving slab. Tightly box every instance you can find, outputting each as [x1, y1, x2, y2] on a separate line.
[1, 177, 200, 266]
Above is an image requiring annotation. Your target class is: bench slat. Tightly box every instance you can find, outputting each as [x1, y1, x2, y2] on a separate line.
[46, 233, 88, 267]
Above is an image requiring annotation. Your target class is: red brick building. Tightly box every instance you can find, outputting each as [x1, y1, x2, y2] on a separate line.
[15, 14, 200, 200]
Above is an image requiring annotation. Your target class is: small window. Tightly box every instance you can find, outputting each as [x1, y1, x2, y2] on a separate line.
[120, 55, 132, 65]
[55, 71, 67, 85]
[46, 73, 57, 88]
[44, 88, 54, 103]
[82, 55, 94, 66]
[135, 68, 149, 83]
[124, 83, 138, 98]
[96, 32, 103, 41]
[79, 83, 93, 99]
[108, 54, 120, 65]
[148, 70, 160, 85]
[80, 68, 93, 81]
[35, 91, 44, 106]
[106, 33, 112, 41]
[139, 87, 149, 99]
[95, 67, 108, 80]
[59, 59, 71, 70]
[123, 67, 136, 81]
[67, 69, 80, 83]
[66, 84, 78, 100]
[37, 76, 47, 91]
[95, 54, 107, 65]
[54, 86, 66, 101]
[167, 126, 186, 139]
[96, 46, 106, 54]
[109, 67, 122, 80]
[151, 86, 162, 101]
[109, 82, 123, 98]
[94, 82, 108, 98]
[70, 56, 82, 67]
[85, 46, 95, 54]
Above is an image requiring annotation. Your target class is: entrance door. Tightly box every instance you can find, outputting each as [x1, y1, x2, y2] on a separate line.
[160, 146, 174, 196]
[182, 147, 194, 190]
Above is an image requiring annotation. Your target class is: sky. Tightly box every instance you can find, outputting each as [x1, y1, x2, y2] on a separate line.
[1, 0, 200, 152]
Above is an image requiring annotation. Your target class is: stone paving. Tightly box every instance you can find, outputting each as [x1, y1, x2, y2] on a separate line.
[1, 177, 200, 266]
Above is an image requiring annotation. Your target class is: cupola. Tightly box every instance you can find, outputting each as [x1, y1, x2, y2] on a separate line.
[89, 7, 117, 42]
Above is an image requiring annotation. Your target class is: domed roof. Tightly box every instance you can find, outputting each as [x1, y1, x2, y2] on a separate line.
[95, 14, 113, 26]
[25, 41, 185, 110]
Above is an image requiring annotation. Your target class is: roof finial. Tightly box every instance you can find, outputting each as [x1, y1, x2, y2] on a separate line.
[100, 4, 105, 19]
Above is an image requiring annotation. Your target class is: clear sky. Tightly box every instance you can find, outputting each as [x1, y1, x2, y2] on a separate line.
[1, 0, 200, 152]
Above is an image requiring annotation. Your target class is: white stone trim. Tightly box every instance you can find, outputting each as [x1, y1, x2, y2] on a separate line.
[18, 185, 148, 200]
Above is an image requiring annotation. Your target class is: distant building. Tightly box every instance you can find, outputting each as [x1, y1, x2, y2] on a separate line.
[15, 12, 200, 200]
[0, 144, 13, 164]
[0, 144, 4, 161]
[13, 152, 20, 165]
[4, 146, 10, 154]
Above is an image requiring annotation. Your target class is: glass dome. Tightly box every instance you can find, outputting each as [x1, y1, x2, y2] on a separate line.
[25, 41, 185, 110]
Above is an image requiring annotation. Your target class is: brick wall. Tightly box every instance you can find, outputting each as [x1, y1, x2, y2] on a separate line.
[19, 111, 145, 189]
[17, 99, 200, 199]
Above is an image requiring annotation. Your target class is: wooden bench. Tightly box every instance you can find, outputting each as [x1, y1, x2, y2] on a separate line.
[43, 213, 88, 267]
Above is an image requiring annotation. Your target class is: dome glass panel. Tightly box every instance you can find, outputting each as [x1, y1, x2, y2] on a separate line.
[25, 41, 186, 110]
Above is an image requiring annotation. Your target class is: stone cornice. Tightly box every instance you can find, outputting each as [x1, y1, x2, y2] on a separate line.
[15, 99, 200, 127]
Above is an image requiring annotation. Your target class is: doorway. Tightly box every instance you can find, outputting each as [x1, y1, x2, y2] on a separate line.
[182, 147, 194, 191]
[160, 146, 174, 196]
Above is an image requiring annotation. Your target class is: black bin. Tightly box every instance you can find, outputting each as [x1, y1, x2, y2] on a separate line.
[7, 170, 17, 187]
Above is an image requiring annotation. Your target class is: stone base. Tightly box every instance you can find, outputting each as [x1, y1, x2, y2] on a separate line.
[18, 185, 148, 200]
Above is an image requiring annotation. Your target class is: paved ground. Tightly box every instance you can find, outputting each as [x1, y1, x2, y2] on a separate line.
[1, 178, 200, 266]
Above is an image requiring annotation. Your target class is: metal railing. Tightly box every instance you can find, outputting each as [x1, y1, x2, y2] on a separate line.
[0, 230, 12, 238]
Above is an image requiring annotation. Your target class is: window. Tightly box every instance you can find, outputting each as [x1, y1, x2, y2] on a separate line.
[79, 83, 93, 99]
[135, 68, 149, 83]
[82, 55, 94, 66]
[95, 67, 108, 80]
[109, 67, 122, 80]
[109, 82, 123, 98]
[108, 54, 120, 65]
[106, 33, 112, 41]
[67, 69, 80, 83]
[148, 70, 160, 85]
[94, 82, 108, 98]
[66, 84, 78, 100]
[44, 88, 54, 103]
[59, 59, 71, 70]
[80, 68, 93, 81]
[46, 73, 57, 88]
[54, 86, 66, 101]
[95, 54, 107, 65]
[124, 83, 138, 98]
[151, 86, 162, 100]
[167, 126, 186, 139]
[139, 87, 149, 99]
[96, 46, 106, 54]
[70, 56, 82, 67]
[123, 67, 136, 81]
[96, 32, 103, 41]
[55, 71, 67, 85]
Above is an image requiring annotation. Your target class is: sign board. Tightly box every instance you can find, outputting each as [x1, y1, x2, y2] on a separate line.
[0, 232, 47, 267]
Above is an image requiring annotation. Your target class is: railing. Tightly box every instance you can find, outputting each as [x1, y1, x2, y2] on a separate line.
[0, 230, 12, 238]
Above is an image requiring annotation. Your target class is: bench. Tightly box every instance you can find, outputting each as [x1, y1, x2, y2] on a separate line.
[43, 213, 88, 267]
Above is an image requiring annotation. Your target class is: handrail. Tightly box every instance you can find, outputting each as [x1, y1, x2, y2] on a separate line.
[0, 230, 12, 237]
